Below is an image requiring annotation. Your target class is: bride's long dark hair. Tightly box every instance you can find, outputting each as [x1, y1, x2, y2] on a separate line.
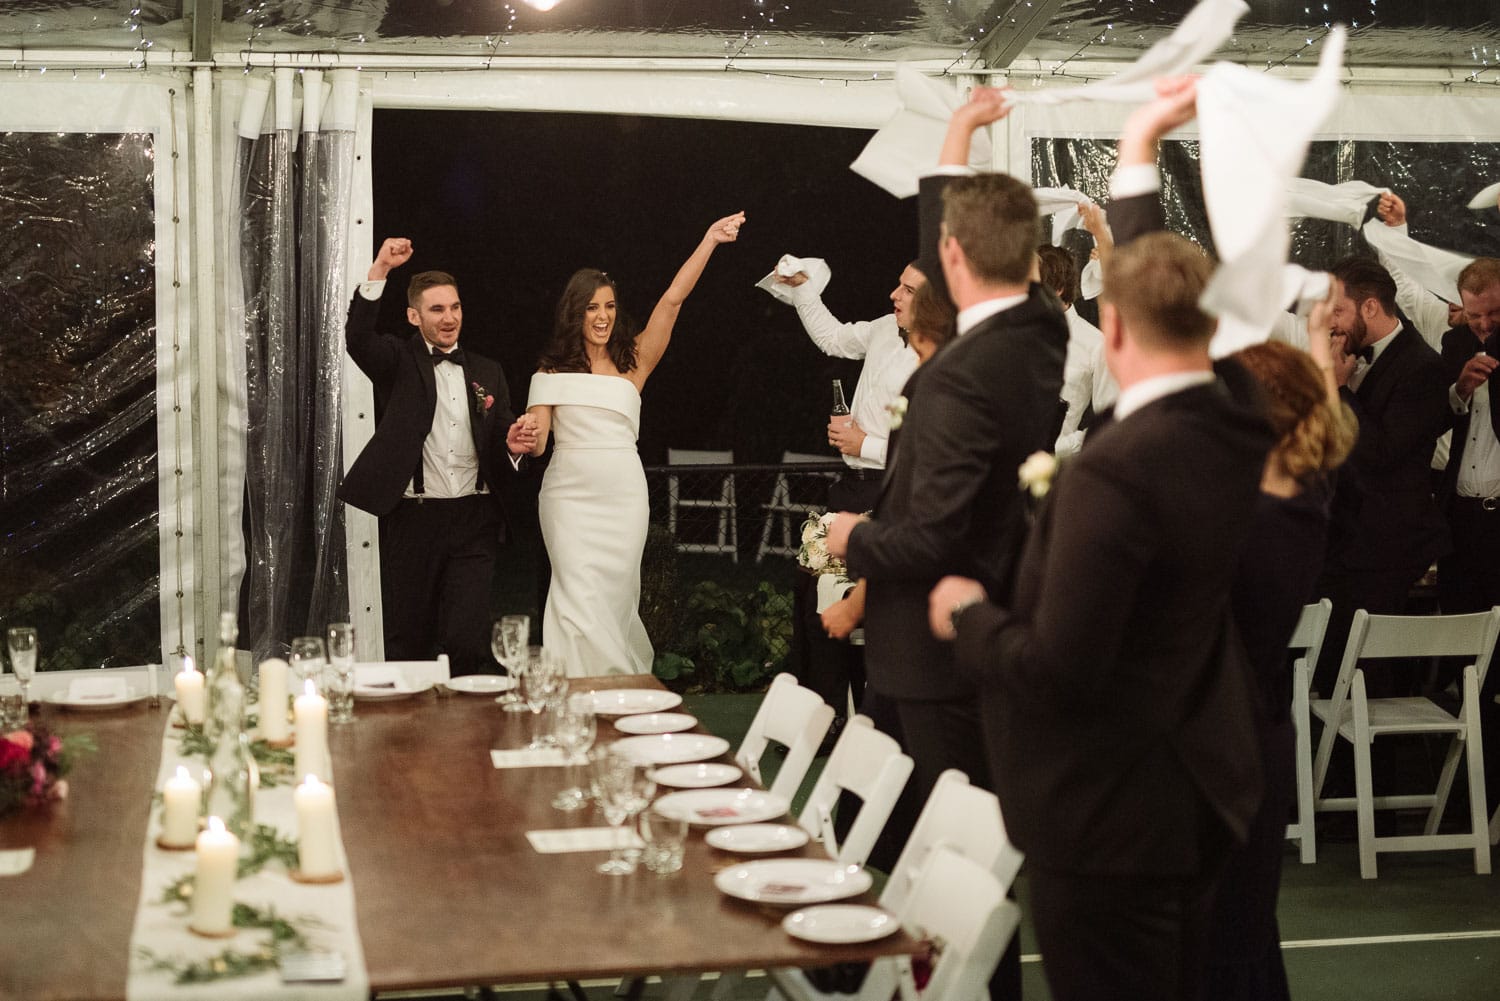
[537, 268, 640, 374]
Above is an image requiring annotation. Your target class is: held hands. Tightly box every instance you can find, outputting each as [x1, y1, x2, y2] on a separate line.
[707, 212, 747, 245]
[1376, 192, 1407, 227]
[1119, 76, 1198, 168]
[928, 576, 988, 641]
[505, 414, 539, 457]
[827, 417, 867, 457]
[369, 237, 414, 281]
[823, 511, 866, 560]
[1457, 353, 1499, 401]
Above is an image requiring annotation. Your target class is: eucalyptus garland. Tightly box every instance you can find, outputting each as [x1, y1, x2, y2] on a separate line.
[177, 729, 295, 788]
[159, 824, 300, 908]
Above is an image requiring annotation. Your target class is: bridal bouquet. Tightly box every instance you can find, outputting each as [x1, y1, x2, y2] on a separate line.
[798, 512, 852, 584]
[0, 723, 94, 818]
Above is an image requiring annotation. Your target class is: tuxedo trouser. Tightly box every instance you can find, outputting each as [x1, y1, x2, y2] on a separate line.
[381, 495, 498, 676]
[1438, 499, 1500, 814]
[1029, 814, 1230, 1001]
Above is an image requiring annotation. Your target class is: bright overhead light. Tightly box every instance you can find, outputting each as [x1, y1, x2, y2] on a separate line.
[522, 0, 564, 9]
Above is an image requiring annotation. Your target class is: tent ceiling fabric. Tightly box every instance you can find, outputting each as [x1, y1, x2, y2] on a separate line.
[0, 1, 1495, 77]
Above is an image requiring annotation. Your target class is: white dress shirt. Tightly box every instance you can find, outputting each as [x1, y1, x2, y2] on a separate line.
[1346, 322, 1400, 394]
[1450, 351, 1500, 499]
[790, 285, 919, 470]
[1114, 370, 1217, 422]
[1055, 307, 1119, 456]
[359, 280, 485, 499]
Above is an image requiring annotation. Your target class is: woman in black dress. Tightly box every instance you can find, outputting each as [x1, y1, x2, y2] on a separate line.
[1204, 307, 1358, 1000]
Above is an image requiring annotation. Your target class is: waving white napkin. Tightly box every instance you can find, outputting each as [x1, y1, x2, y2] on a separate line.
[1008, 0, 1249, 107]
[850, 67, 989, 198]
[1197, 27, 1346, 350]
[1211, 265, 1330, 358]
[1361, 220, 1473, 305]
[1032, 187, 1096, 244]
[1285, 178, 1386, 227]
[1468, 182, 1500, 211]
[756, 254, 832, 304]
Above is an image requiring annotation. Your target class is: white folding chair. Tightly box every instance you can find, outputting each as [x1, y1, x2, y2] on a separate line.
[667, 448, 739, 562]
[796, 715, 913, 866]
[1288, 598, 1332, 864]
[767, 769, 1023, 1001]
[1310, 607, 1500, 878]
[736, 672, 834, 805]
[755, 450, 837, 563]
[768, 846, 1019, 1001]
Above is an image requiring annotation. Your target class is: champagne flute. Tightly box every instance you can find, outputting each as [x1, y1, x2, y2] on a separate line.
[551, 698, 597, 811]
[491, 615, 529, 711]
[520, 651, 565, 750]
[6, 628, 37, 709]
[289, 636, 327, 692]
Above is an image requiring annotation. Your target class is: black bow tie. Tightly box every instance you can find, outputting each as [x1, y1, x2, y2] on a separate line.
[432, 348, 465, 366]
[1354, 345, 1374, 364]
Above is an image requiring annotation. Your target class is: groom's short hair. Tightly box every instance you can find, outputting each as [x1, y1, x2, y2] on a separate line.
[408, 270, 458, 309]
[1103, 232, 1215, 347]
[941, 174, 1039, 285]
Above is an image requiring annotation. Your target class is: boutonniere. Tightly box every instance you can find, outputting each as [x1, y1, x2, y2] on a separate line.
[471, 381, 495, 416]
[886, 395, 908, 431]
[1017, 450, 1058, 499]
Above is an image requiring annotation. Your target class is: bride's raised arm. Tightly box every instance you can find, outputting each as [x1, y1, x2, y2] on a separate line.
[632, 211, 744, 382]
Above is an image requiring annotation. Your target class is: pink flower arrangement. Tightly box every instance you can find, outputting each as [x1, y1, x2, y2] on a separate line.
[0, 724, 92, 818]
[471, 381, 495, 415]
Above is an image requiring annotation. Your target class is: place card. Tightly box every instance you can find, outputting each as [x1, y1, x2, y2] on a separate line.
[0, 848, 35, 876]
[490, 748, 582, 769]
[526, 827, 644, 854]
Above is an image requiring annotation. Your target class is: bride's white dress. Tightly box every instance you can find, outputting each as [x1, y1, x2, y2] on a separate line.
[529, 372, 653, 677]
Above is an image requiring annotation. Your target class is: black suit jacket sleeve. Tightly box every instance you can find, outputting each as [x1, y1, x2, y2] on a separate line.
[1106, 190, 1166, 248]
[1341, 342, 1450, 476]
[345, 288, 402, 387]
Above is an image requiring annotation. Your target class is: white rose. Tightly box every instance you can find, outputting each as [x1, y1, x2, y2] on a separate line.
[886, 395, 908, 431]
[806, 549, 828, 572]
[1017, 451, 1058, 499]
[818, 511, 839, 531]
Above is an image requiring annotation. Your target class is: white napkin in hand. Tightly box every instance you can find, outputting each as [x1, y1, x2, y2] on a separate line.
[1211, 265, 1330, 358]
[757, 254, 832, 305]
[1468, 181, 1500, 211]
[354, 664, 407, 692]
[1032, 187, 1095, 244]
[68, 675, 130, 701]
[1285, 178, 1387, 228]
[1361, 220, 1473, 305]
[850, 67, 989, 199]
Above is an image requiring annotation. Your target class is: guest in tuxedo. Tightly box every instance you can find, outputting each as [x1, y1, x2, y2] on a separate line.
[338, 237, 536, 674]
[929, 79, 1275, 1001]
[1207, 325, 1356, 1001]
[1313, 256, 1451, 695]
[1436, 257, 1500, 812]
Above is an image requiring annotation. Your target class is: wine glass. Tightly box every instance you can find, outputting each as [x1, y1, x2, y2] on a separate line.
[491, 615, 529, 711]
[289, 636, 327, 692]
[551, 698, 597, 811]
[594, 751, 657, 876]
[520, 650, 565, 750]
[325, 622, 356, 724]
[6, 628, 37, 709]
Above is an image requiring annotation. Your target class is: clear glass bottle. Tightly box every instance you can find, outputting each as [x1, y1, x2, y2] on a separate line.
[831, 378, 851, 418]
[204, 612, 257, 841]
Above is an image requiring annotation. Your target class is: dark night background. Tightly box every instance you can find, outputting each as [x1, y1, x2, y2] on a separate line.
[371, 109, 920, 466]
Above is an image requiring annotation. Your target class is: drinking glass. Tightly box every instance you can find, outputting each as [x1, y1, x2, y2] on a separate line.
[491, 615, 529, 711]
[289, 636, 327, 693]
[325, 622, 356, 724]
[594, 751, 656, 876]
[6, 627, 37, 709]
[640, 808, 689, 875]
[0, 671, 24, 730]
[551, 699, 597, 811]
[520, 650, 566, 750]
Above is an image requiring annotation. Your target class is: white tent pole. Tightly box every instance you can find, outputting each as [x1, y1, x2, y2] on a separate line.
[192, 64, 221, 663]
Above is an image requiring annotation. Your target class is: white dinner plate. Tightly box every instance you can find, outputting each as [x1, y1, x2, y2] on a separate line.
[585, 688, 683, 716]
[44, 688, 148, 711]
[445, 675, 517, 695]
[612, 733, 729, 766]
[614, 712, 697, 735]
[647, 762, 743, 789]
[654, 788, 789, 826]
[783, 904, 898, 944]
[353, 680, 434, 701]
[705, 823, 810, 854]
[714, 858, 873, 906]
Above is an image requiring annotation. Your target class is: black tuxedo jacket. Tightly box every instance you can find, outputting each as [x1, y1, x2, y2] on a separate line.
[1325, 324, 1450, 573]
[1438, 324, 1499, 504]
[338, 291, 520, 526]
[846, 173, 1068, 702]
[955, 370, 1275, 874]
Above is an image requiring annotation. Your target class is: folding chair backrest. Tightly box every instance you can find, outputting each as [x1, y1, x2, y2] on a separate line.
[1288, 598, 1332, 669]
[782, 451, 830, 466]
[797, 715, 913, 866]
[736, 673, 834, 802]
[1325, 608, 1500, 723]
[885, 847, 1017, 1001]
[882, 769, 1022, 918]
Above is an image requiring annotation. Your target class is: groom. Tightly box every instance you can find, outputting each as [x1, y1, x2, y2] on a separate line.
[339, 237, 536, 675]
[929, 81, 1274, 1001]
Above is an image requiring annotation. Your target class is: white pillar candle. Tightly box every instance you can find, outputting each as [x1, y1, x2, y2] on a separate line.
[293, 679, 329, 782]
[174, 656, 205, 726]
[190, 816, 239, 936]
[258, 658, 290, 742]
[161, 765, 201, 848]
[294, 775, 340, 878]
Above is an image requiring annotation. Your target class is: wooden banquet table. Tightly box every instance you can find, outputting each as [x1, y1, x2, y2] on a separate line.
[2, 673, 917, 1000]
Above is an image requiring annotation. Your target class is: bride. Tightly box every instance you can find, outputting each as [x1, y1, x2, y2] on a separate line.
[527, 212, 745, 677]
